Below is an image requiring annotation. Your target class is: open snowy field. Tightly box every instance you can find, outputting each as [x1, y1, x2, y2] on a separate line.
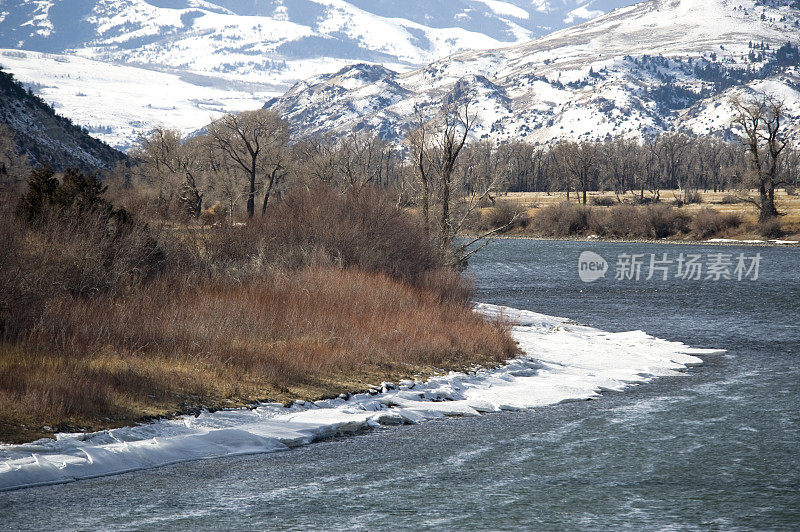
[0, 304, 722, 492]
[0, 49, 275, 150]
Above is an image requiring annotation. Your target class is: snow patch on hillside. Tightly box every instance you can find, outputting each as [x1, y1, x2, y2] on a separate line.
[476, 0, 531, 20]
[564, 5, 604, 24]
[265, 0, 800, 145]
[20, 0, 54, 37]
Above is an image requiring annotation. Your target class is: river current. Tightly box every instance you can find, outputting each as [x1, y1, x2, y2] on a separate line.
[1, 239, 798, 530]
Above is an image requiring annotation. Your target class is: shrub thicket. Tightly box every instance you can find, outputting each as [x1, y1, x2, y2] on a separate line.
[529, 202, 700, 239]
[3, 174, 468, 340]
[691, 208, 742, 238]
[533, 202, 591, 236]
[485, 201, 529, 233]
[757, 218, 784, 238]
[591, 196, 617, 207]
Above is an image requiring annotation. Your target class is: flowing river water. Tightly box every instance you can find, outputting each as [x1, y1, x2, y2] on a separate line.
[1, 239, 798, 530]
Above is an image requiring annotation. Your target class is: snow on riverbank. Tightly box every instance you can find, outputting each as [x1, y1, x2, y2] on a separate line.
[0, 304, 723, 492]
[706, 238, 800, 245]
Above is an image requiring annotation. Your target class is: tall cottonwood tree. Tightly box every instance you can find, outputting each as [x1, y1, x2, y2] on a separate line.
[407, 106, 435, 236]
[433, 98, 475, 251]
[601, 138, 640, 199]
[207, 110, 289, 218]
[560, 141, 600, 204]
[731, 93, 788, 220]
[337, 132, 396, 191]
[408, 97, 514, 265]
[651, 132, 691, 201]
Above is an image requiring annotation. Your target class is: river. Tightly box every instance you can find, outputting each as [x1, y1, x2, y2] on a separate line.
[1, 239, 798, 530]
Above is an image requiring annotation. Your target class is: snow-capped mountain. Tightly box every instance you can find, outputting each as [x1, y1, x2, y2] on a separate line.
[0, 0, 637, 149]
[264, 0, 800, 145]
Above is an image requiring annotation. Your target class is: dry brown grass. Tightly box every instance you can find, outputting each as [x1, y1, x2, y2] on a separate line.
[489, 189, 800, 240]
[0, 267, 517, 443]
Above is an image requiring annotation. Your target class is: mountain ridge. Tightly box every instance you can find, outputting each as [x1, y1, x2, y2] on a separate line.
[264, 0, 800, 145]
[0, 0, 638, 148]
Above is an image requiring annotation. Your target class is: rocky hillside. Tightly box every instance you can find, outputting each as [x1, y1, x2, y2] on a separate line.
[0, 67, 125, 171]
[264, 0, 800, 144]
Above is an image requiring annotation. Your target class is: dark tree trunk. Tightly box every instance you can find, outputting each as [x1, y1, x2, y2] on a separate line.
[247, 163, 256, 218]
[440, 173, 450, 249]
[261, 170, 278, 216]
[421, 175, 429, 237]
[262, 187, 270, 216]
[759, 178, 779, 221]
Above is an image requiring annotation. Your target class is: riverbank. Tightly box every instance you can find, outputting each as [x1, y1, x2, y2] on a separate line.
[465, 196, 800, 245]
[1, 183, 520, 446]
[470, 233, 800, 247]
[0, 268, 516, 445]
[0, 304, 722, 492]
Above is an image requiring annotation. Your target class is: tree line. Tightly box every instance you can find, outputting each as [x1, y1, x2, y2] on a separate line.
[3, 90, 795, 257]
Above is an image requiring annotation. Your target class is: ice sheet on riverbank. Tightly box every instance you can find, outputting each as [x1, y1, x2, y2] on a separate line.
[705, 238, 799, 245]
[0, 304, 723, 492]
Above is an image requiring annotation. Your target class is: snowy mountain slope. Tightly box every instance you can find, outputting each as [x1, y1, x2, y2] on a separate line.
[0, 0, 639, 148]
[1, 0, 637, 67]
[0, 49, 273, 149]
[264, 0, 800, 144]
[0, 65, 125, 171]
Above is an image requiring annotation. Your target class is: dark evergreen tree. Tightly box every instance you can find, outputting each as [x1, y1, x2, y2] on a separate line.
[15, 165, 58, 223]
[53, 168, 108, 213]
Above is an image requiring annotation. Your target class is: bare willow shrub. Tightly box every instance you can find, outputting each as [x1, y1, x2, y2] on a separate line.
[646, 204, 691, 238]
[486, 201, 529, 232]
[691, 208, 743, 238]
[591, 196, 617, 207]
[532, 202, 590, 236]
[756, 218, 783, 238]
[589, 205, 650, 237]
[0, 204, 163, 340]
[199, 183, 473, 300]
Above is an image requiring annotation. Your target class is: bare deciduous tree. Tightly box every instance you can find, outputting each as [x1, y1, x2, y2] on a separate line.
[337, 132, 395, 191]
[731, 93, 788, 220]
[650, 132, 691, 202]
[132, 127, 203, 218]
[560, 141, 600, 204]
[407, 106, 435, 236]
[601, 138, 639, 200]
[432, 98, 475, 253]
[207, 110, 289, 218]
